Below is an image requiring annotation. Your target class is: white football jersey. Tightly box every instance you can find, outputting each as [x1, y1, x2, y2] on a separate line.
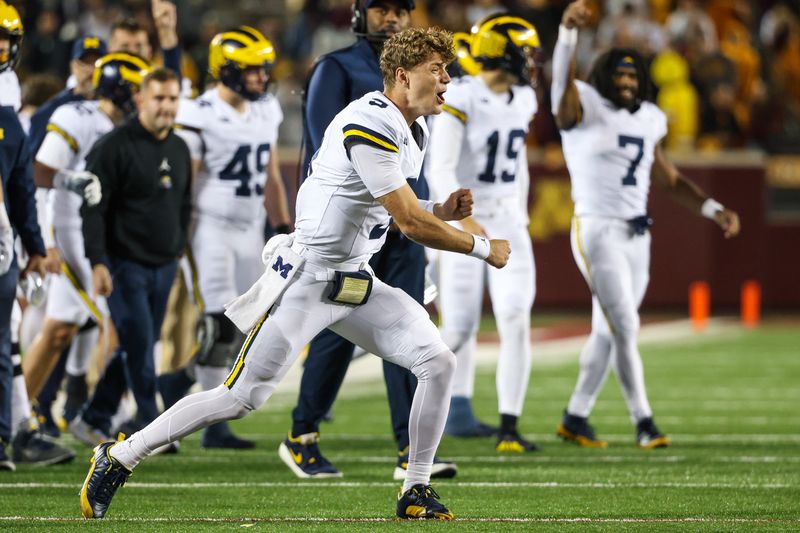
[0, 70, 21, 110]
[432, 76, 536, 201]
[35, 100, 114, 229]
[561, 81, 667, 219]
[176, 88, 283, 226]
[295, 91, 427, 264]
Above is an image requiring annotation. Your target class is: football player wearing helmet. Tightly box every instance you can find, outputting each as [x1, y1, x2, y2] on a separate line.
[429, 14, 541, 451]
[167, 26, 290, 449]
[22, 53, 151, 446]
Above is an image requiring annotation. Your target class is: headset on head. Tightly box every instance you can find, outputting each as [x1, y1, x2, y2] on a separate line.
[351, 0, 415, 37]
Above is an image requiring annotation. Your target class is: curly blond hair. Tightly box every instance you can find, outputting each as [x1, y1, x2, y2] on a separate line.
[380, 27, 455, 88]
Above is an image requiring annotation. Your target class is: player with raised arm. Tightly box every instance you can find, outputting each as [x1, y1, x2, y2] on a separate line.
[78, 27, 510, 520]
[551, 0, 740, 449]
[429, 14, 541, 451]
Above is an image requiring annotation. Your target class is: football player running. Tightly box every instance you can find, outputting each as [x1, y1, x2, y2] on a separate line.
[171, 27, 291, 449]
[551, 0, 740, 449]
[429, 15, 541, 452]
[79, 27, 510, 520]
[25, 53, 151, 446]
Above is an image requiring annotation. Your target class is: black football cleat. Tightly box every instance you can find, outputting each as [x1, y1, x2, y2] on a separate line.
[79, 442, 131, 519]
[557, 410, 609, 448]
[636, 417, 671, 449]
[396, 484, 454, 520]
[278, 432, 342, 478]
[495, 431, 540, 453]
[12, 428, 75, 466]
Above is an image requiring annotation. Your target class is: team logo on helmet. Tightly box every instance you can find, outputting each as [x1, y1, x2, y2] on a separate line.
[449, 32, 481, 78]
[0, 0, 23, 73]
[469, 14, 540, 85]
[208, 25, 276, 101]
[92, 53, 151, 115]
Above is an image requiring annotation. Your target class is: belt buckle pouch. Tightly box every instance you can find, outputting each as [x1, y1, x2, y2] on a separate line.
[328, 270, 373, 305]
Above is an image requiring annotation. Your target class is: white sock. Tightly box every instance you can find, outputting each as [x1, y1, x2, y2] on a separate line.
[495, 312, 532, 417]
[403, 350, 456, 492]
[110, 384, 249, 470]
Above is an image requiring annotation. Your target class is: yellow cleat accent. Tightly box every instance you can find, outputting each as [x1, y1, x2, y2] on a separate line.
[406, 505, 427, 518]
[496, 440, 526, 453]
[556, 423, 609, 448]
[637, 435, 672, 449]
[79, 446, 100, 519]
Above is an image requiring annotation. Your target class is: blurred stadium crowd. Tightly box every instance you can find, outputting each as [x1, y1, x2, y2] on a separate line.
[11, 0, 800, 154]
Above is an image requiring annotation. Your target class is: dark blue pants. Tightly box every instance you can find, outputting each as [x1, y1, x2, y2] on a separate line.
[291, 232, 424, 451]
[0, 264, 18, 445]
[83, 258, 176, 433]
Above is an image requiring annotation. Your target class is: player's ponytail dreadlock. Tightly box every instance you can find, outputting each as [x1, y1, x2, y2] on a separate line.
[588, 48, 652, 110]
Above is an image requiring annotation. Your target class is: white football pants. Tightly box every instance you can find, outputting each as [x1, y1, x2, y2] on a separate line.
[567, 215, 653, 424]
[46, 226, 107, 324]
[111, 249, 455, 489]
[438, 209, 535, 417]
[190, 214, 265, 313]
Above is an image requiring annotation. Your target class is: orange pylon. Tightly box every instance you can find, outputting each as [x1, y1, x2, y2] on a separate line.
[689, 281, 710, 331]
[741, 280, 761, 328]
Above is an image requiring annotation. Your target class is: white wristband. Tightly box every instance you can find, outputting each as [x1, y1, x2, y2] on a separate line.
[419, 199, 435, 214]
[558, 24, 578, 45]
[468, 235, 491, 260]
[701, 198, 724, 219]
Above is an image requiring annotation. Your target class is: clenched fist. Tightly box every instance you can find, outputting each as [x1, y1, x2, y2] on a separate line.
[486, 239, 511, 268]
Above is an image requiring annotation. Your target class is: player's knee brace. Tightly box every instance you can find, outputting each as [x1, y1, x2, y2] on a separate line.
[197, 313, 245, 368]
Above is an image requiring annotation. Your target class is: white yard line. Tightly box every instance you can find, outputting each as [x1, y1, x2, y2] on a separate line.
[128, 454, 800, 464]
[0, 516, 797, 524]
[0, 481, 795, 489]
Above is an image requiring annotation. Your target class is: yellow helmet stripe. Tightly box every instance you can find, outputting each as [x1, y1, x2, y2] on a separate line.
[96, 53, 151, 73]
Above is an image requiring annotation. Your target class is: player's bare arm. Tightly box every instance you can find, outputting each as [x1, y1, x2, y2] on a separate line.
[552, 0, 592, 130]
[651, 144, 741, 238]
[378, 184, 510, 268]
[263, 150, 292, 230]
[33, 161, 57, 188]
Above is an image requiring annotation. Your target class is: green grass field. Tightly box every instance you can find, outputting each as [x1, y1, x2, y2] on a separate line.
[2, 321, 798, 531]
